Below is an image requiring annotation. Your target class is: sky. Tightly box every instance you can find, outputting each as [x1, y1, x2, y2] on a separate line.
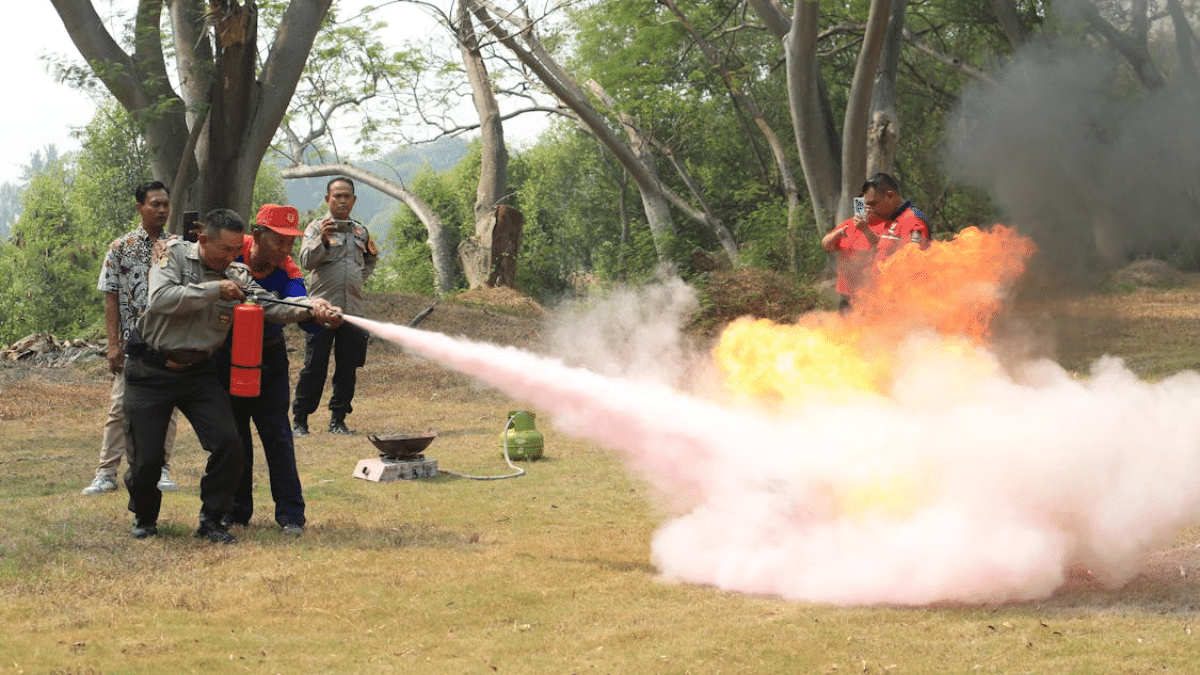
[1, 3, 97, 185]
[4, 2, 548, 188]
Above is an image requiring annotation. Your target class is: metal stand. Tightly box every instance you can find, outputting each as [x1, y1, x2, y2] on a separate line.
[353, 456, 438, 482]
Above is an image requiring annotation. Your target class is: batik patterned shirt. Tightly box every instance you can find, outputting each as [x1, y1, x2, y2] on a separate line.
[96, 227, 175, 346]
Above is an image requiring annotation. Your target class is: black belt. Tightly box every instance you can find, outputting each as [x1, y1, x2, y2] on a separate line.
[139, 347, 210, 372]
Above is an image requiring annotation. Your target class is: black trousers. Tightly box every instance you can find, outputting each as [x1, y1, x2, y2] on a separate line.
[213, 338, 306, 527]
[123, 353, 243, 526]
[292, 322, 368, 419]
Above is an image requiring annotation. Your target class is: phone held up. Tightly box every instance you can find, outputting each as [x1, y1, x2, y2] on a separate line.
[853, 197, 866, 221]
[182, 210, 200, 243]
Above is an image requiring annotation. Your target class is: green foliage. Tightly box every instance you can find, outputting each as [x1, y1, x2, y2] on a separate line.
[0, 102, 160, 345]
[252, 161, 288, 211]
[72, 100, 152, 242]
[368, 239, 437, 295]
[0, 160, 103, 344]
[372, 154, 476, 294]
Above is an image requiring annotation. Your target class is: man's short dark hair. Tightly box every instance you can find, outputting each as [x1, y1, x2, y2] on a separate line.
[135, 180, 170, 205]
[326, 176, 355, 194]
[861, 172, 901, 195]
[201, 208, 246, 239]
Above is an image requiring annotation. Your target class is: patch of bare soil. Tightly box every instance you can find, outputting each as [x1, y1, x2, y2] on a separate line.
[1009, 271, 1200, 376]
[1040, 541, 1200, 613]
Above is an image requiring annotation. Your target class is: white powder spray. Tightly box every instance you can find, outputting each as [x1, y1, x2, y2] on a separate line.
[348, 298, 1200, 606]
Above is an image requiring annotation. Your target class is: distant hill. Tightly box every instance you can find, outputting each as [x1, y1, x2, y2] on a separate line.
[282, 136, 469, 237]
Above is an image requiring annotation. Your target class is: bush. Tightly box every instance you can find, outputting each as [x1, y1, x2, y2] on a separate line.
[689, 266, 819, 334]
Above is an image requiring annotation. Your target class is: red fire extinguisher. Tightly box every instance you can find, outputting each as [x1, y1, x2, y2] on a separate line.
[229, 300, 263, 397]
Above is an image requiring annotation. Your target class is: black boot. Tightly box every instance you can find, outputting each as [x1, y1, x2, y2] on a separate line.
[329, 414, 353, 435]
[292, 414, 309, 437]
[130, 518, 158, 539]
[195, 518, 236, 544]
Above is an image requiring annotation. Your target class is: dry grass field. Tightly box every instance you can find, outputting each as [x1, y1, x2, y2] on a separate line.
[2, 277, 1200, 674]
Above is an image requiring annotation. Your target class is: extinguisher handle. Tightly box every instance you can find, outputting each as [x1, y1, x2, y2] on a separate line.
[243, 289, 348, 319]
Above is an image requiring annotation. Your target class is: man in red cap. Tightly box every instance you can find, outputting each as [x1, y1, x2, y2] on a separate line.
[211, 204, 341, 537]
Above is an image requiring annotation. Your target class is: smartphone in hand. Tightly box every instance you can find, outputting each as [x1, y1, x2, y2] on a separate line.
[853, 197, 866, 221]
[182, 210, 200, 242]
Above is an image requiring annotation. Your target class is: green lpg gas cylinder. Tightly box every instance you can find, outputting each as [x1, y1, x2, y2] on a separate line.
[500, 411, 544, 461]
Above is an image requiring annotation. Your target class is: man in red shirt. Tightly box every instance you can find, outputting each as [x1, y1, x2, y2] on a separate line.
[861, 172, 930, 264]
[822, 203, 887, 313]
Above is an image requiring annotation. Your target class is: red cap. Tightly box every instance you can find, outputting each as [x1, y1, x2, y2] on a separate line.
[254, 204, 303, 237]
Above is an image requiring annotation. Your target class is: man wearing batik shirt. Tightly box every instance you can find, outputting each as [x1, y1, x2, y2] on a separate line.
[83, 181, 181, 496]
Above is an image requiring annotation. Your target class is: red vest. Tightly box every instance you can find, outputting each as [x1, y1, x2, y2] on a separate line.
[875, 202, 930, 263]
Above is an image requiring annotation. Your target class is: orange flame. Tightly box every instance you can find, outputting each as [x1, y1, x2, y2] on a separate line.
[713, 225, 1036, 404]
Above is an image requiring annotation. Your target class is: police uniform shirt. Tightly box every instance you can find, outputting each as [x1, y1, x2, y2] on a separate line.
[297, 214, 378, 318]
[138, 238, 312, 354]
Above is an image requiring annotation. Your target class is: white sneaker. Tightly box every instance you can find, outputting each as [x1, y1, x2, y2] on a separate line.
[82, 473, 117, 495]
[157, 467, 179, 492]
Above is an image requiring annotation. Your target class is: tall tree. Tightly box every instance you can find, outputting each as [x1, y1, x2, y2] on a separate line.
[49, 0, 333, 225]
[466, 0, 741, 266]
[280, 0, 522, 294]
[748, 0, 895, 234]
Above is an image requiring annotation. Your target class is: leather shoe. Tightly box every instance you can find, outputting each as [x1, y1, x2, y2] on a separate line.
[131, 521, 158, 539]
[329, 419, 354, 435]
[221, 514, 249, 528]
[195, 519, 237, 544]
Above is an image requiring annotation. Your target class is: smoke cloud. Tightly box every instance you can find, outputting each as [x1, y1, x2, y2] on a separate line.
[944, 31, 1200, 268]
[349, 276, 1200, 606]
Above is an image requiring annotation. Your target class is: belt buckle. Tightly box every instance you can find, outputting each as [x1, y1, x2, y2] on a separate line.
[165, 359, 188, 372]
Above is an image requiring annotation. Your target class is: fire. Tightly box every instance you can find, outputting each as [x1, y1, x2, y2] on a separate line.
[713, 225, 1036, 404]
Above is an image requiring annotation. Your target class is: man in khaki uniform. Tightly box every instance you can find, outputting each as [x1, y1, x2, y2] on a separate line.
[123, 208, 342, 543]
[292, 177, 378, 435]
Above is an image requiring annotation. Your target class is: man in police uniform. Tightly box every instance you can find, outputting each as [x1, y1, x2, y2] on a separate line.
[292, 177, 378, 436]
[123, 208, 342, 543]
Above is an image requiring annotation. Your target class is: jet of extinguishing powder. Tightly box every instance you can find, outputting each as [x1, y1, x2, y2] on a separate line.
[346, 268, 1200, 605]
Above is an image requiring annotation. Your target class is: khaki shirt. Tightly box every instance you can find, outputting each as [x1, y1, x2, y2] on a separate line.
[297, 214, 377, 317]
[138, 238, 312, 354]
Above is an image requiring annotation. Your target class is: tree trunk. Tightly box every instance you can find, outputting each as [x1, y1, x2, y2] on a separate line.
[280, 163, 458, 296]
[1078, 0, 1164, 90]
[467, 0, 739, 267]
[838, 0, 893, 219]
[1166, 0, 1200, 89]
[781, 2, 840, 233]
[51, 0, 333, 226]
[585, 81, 676, 263]
[203, 0, 257, 211]
[988, 0, 1028, 49]
[867, 0, 905, 178]
[456, 1, 515, 286]
[486, 205, 524, 287]
[752, 0, 895, 232]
